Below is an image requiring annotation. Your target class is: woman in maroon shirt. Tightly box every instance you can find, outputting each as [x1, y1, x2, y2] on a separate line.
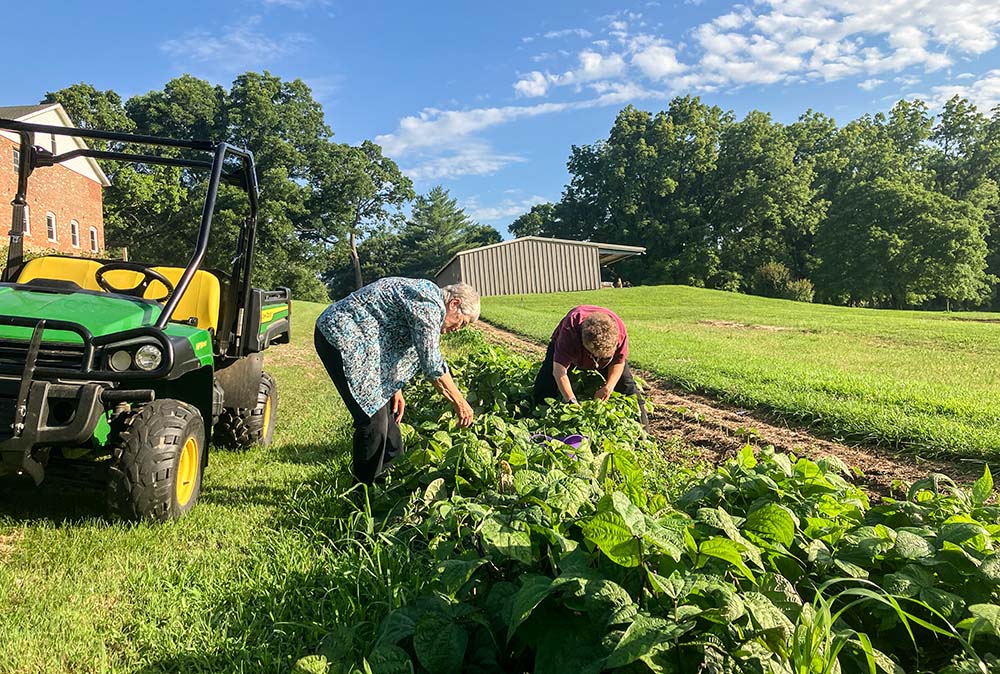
[532, 305, 648, 426]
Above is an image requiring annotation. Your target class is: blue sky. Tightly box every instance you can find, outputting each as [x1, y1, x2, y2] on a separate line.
[4, 0, 1000, 232]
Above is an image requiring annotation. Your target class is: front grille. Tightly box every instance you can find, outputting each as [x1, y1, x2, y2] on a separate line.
[0, 338, 86, 374]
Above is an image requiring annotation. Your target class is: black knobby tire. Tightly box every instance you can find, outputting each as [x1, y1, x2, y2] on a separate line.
[214, 370, 277, 449]
[106, 399, 206, 522]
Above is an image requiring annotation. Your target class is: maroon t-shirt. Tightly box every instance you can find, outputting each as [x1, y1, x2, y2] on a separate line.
[551, 305, 628, 370]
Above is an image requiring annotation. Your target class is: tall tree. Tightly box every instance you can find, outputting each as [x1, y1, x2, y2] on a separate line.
[398, 186, 500, 278]
[509, 202, 558, 238]
[43, 84, 135, 145]
[306, 140, 414, 289]
[712, 110, 825, 287]
[815, 103, 993, 307]
[557, 98, 727, 286]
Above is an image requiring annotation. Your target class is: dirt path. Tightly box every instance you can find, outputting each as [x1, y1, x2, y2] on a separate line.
[477, 322, 987, 496]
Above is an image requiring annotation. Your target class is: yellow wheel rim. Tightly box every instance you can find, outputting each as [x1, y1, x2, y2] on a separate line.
[262, 396, 272, 434]
[175, 436, 199, 506]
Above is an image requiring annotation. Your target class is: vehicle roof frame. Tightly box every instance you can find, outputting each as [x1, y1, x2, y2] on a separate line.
[0, 118, 260, 336]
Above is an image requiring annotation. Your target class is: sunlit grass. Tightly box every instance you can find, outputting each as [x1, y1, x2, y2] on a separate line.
[482, 285, 1000, 459]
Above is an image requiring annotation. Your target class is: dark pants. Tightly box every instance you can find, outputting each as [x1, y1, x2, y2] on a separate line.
[532, 342, 649, 427]
[314, 326, 404, 486]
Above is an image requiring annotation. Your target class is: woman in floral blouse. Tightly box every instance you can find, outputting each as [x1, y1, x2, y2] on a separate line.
[314, 278, 479, 485]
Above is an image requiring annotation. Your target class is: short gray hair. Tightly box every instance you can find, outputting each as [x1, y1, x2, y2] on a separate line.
[442, 283, 481, 321]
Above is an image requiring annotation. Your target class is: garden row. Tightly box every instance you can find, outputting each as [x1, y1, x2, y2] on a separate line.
[300, 331, 1000, 674]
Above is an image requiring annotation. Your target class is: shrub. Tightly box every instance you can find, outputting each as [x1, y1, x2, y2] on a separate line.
[751, 261, 793, 298]
[785, 277, 815, 303]
[751, 261, 814, 303]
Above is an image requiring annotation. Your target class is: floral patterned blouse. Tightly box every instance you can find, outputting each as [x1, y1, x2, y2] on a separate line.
[316, 277, 448, 416]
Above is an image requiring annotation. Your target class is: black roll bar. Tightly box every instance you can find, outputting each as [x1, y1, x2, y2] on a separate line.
[0, 118, 260, 344]
[154, 142, 227, 329]
[52, 149, 214, 171]
[0, 118, 216, 152]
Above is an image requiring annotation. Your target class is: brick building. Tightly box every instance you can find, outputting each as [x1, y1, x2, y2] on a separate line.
[0, 104, 110, 256]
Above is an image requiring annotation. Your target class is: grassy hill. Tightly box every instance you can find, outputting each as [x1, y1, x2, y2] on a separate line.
[482, 285, 1000, 459]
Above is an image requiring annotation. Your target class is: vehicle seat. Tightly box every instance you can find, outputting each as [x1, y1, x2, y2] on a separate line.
[147, 266, 221, 335]
[16, 257, 221, 334]
[16, 257, 104, 291]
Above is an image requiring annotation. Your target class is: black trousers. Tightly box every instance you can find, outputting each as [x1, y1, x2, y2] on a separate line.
[532, 342, 649, 427]
[314, 326, 404, 486]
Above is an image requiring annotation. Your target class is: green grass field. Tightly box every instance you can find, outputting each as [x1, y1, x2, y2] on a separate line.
[482, 285, 1000, 459]
[0, 301, 385, 674]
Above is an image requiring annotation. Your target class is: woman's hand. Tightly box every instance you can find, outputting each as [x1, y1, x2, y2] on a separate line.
[594, 385, 613, 402]
[431, 371, 475, 427]
[392, 390, 405, 424]
[453, 397, 474, 427]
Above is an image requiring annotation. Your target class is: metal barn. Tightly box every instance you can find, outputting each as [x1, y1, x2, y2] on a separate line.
[435, 236, 645, 297]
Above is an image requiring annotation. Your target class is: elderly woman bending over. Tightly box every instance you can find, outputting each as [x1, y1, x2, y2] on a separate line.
[314, 278, 479, 485]
[533, 305, 648, 426]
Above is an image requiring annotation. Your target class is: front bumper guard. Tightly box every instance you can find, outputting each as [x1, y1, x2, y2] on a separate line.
[0, 320, 105, 484]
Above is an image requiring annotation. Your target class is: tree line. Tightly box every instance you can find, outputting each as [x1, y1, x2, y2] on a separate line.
[511, 96, 1000, 309]
[42, 74, 498, 302]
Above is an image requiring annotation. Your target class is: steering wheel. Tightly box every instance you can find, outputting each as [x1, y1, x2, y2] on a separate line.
[95, 261, 175, 301]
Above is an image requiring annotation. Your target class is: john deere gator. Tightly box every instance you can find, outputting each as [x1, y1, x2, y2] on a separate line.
[0, 118, 290, 521]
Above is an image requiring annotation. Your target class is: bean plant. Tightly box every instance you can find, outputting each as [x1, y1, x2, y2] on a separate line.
[297, 331, 1000, 674]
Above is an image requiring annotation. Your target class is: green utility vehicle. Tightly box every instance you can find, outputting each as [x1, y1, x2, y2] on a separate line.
[0, 119, 290, 520]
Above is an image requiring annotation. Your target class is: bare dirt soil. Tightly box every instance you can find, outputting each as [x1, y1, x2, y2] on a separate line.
[477, 321, 987, 497]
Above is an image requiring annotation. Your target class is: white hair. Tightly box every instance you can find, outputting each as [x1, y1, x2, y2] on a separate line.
[442, 283, 481, 321]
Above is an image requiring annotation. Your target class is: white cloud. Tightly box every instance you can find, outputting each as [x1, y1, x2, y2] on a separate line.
[631, 44, 687, 80]
[262, 0, 326, 8]
[160, 16, 309, 72]
[514, 71, 550, 97]
[512, 50, 627, 98]
[389, 0, 1000, 181]
[555, 50, 627, 85]
[957, 72, 976, 80]
[376, 102, 573, 157]
[673, 0, 1000, 91]
[464, 195, 549, 222]
[926, 69, 1000, 111]
[403, 146, 527, 181]
[713, 11, 750, 31]
[589, 81, 663, 106]
[544, 28, 593, 39]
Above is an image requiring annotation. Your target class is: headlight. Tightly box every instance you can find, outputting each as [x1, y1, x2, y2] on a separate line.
[134, 344, 163, 371]
[109, 350, 132, 372]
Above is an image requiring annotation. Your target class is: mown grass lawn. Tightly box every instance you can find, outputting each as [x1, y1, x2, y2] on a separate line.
[0, 301, 406, 674]
[482, 285, 1000, 459]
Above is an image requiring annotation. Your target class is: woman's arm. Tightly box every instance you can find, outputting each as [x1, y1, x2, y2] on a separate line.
[552, 362, 578, 403]
[595, 362, 625, 401]
[432, 371, 474, 426]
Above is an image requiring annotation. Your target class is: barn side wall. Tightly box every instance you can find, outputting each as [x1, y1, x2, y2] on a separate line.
[447, 239, 601, 296]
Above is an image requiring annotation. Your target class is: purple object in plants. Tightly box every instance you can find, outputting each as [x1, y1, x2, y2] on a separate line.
[530, 433, 587, 459]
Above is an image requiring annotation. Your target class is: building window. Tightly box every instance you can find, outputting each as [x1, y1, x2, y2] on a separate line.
[46, 213, 57, 243]
[89, 227, 99, 252]
[12, 148, 19, 172]
[70, 220, 80, 248]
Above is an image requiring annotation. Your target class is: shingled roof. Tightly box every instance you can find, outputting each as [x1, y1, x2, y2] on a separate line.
[0, 104, 56, 120]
